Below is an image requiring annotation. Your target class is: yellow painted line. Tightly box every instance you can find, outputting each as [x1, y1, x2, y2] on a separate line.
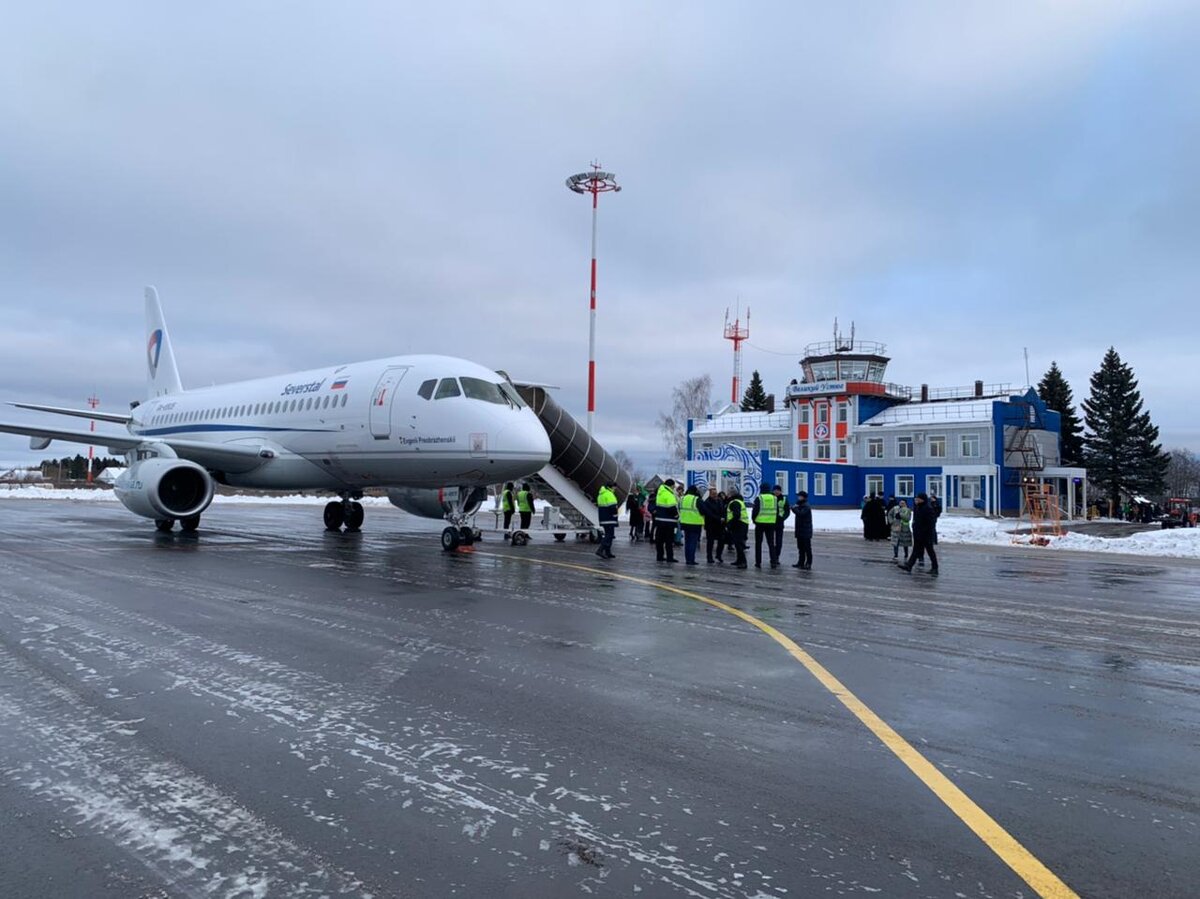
[479, 552, 1079, 899]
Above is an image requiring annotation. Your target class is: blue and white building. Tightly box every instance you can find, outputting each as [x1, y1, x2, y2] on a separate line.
[686, 336, 1088, 517]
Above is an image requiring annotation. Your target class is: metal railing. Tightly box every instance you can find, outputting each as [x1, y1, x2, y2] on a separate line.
[865, 402, 994, 423]
[924, 383, 1011, 401]
[802, 339, 887, 357]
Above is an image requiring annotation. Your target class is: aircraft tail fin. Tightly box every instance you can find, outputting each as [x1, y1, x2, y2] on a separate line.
[145, 286, 183, 397]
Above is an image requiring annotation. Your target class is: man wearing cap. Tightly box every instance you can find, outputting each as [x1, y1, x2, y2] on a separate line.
[792, 490, 813, 570]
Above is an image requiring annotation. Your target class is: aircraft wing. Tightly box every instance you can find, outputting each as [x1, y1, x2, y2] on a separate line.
[7, 402, 133, 425]
[0, 420, 269, 474]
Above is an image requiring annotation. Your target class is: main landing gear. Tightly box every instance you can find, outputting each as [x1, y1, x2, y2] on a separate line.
[324, 495, 365, 532]
[155, 514, 202, 533]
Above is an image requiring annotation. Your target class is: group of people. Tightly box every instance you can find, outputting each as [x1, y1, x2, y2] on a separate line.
[500, 482, 536, 533]
[611, 480, 814, 571]
[862, 491, 942, 575]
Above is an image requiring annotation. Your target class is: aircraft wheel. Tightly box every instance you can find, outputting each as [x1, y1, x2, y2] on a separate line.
[345, 502, 365, 532]
[323, 502, 345, 531]
[554, 533, 566, 542]
[458, 526, 474, 546]
[154, 519, 174, 533]
[441, 526, 460, 552]
[588, 530, 599, 544]
[180, 514, 201, 533]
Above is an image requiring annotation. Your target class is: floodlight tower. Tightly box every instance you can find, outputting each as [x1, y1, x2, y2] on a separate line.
[565, 162, 621, 434]
[86, 393, 99, 483]
[723, 306, 750, 405]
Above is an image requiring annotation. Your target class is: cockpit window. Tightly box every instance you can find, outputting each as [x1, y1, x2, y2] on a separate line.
[434, 378, 462, 399]
[460, 377, 507, 405]
[417, 379, 436, 400]
[499, 382, 526, 409]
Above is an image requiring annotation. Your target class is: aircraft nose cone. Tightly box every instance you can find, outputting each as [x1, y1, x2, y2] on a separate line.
[494, 416, 551, 470]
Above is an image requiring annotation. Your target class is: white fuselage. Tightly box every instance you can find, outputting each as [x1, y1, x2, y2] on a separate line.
[130, 355, 551, 490]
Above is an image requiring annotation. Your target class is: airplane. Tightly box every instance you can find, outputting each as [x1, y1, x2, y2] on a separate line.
[0, 288, 552, 550]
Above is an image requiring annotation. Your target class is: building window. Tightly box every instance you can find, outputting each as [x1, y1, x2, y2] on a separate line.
[799, 442, 810, 460]
[795, 472, 808, 496]
[836, 440, 847, 461]
[831, 473, 843, 496]
[928, 435, 946, 458]
[896, 474, 914, 497]
[700, 442, 713, 452]
[775, 472, 788, 492]
[813, 472, 826, 496]
[800, 404, 810, 424]
[927, 475, 943, 499]
[837, 402, 848, 423]
[961, 433, 981, 457]
[744, 441, 758, 453]
[866, 474, 884, 497]
[897, 436, 914, 458]
[768, 440, 783, 457]
[817, 404, 829, 424]
[816, 440, 831, 460]
[962, 477, 981, 500]
[867, 438, 884, 459]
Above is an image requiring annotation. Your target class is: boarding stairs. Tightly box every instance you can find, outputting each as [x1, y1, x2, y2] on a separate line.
[509, 383, 636, 542]
[1023, 481, 1064, 544]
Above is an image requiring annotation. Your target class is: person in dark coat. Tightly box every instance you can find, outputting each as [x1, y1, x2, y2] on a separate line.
[725, 489, 749, 568]
[700, 486, 726, 564]
[860, 495, 872, 539]
[862, 493, 888, 540]
[791, 491, 813, 569]
[625, 490, 643, 542]
[900, 492, 938, 574]
[771, 484, 790, 564]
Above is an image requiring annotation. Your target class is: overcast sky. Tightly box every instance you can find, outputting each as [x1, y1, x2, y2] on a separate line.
[2, 1, 1198, 469]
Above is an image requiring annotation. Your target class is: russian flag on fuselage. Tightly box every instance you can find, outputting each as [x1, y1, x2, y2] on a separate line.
[331, 378, 349, 390]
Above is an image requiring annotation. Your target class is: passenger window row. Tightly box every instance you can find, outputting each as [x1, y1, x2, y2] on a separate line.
[148, 392, 350, 427]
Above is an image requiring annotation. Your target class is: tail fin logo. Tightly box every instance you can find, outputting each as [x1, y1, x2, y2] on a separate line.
[147, 329, 163, 376]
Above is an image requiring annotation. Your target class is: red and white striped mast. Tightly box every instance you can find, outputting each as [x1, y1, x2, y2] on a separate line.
[86, 393, 99, 482]
[566, 162, 621, 434]
[723, 305, 750, 405]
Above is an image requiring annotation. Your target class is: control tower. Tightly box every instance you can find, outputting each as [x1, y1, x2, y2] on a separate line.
[785, 322, 910, 463]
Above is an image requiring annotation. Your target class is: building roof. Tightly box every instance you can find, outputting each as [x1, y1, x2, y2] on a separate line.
[862, 398, 996, 427]
[691, 411, 791, 436]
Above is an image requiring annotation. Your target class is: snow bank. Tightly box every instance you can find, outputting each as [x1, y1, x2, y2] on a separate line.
[1, 486, 1196, 559]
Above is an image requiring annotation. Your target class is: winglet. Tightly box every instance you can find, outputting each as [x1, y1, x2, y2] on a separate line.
[145, 286, 183, 398]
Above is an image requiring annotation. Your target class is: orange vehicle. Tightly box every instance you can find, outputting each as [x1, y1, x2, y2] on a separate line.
[1160, 498, 1199, 529]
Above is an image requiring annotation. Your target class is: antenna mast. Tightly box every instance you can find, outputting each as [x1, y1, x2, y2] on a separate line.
[723, 304, 750, 405]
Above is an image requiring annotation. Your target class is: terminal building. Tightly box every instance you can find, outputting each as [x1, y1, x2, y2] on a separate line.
[685, 332, 1088, 517]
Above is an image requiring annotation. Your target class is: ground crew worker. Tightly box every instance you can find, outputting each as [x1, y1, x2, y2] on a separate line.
[654, 478, 679, 563]
[596, 483, 619, 560]
[771, 484, 790, 563]
[516, 482, 534, 531]
[501, 482, 516, 535]
[679, 485, 704, 565]
[751, 481, 780, 568]
[725, 489, 749, 568]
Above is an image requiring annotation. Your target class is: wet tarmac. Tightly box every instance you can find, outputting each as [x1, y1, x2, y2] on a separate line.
[0, 499, 1197, 898]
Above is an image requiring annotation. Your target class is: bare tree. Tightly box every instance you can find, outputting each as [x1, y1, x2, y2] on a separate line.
[612, 449, 641, 482]
[1164, 447, 1200, 498]
[657, 375, 713, 467]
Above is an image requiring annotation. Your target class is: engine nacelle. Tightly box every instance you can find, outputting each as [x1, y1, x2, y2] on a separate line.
[114, 458, 215, 521]
[386, 486, 487, 520]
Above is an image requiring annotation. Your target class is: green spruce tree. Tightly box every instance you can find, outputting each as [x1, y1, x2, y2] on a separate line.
[1081, 347, 1170, 510]
[740, 370, 769, 412]
[1036, 361, 1084, 466]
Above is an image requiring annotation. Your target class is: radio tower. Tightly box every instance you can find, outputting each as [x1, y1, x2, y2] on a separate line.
[86, 393, 99, 483]
[723, 306, 750, 405]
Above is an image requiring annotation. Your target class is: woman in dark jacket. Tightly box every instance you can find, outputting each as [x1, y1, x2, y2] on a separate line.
[625, 491, 643, 541]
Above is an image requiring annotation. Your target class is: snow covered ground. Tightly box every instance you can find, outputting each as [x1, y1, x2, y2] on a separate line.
[2, 485, 1198, 559]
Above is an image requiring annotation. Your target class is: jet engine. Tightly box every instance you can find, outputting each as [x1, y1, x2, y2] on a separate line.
[114, 458, 215, 521]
